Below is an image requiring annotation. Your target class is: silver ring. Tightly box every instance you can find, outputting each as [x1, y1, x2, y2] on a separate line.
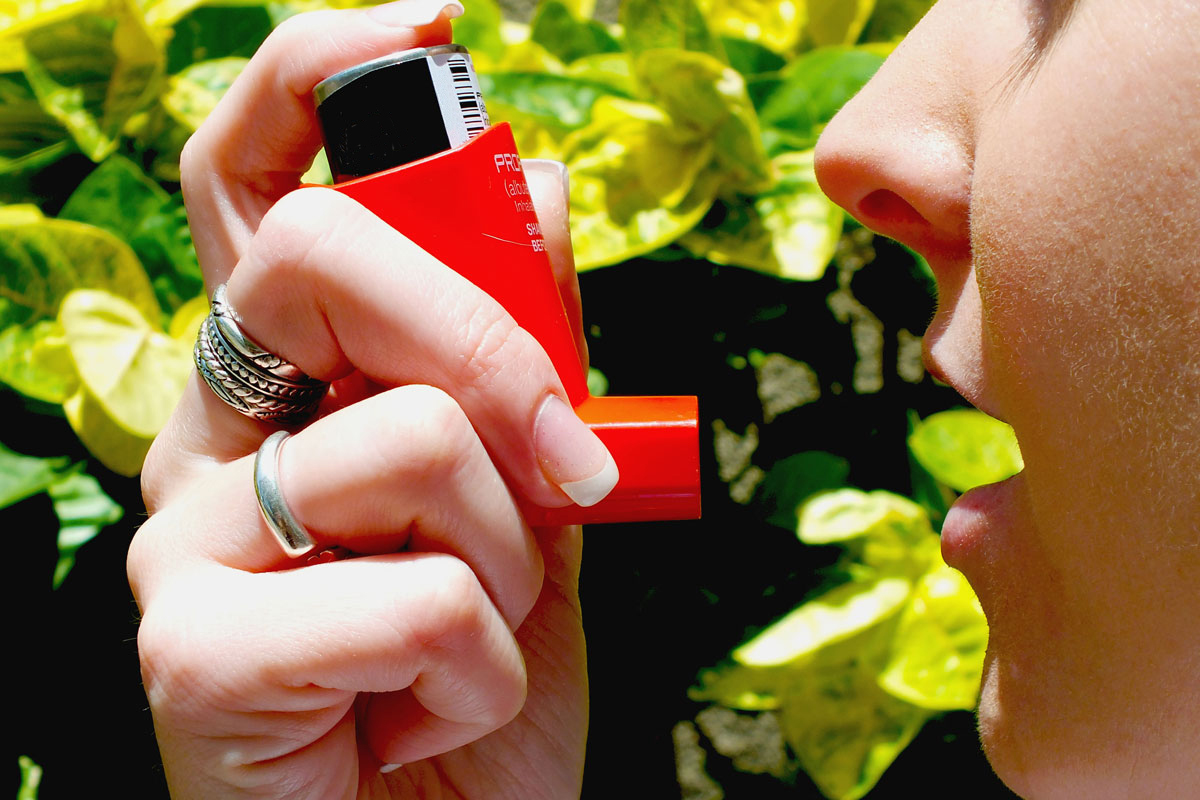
[254, 431, 316, 557]
[194, 284, 329, 424]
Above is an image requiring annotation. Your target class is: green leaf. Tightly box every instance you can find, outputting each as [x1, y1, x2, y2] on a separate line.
[477, 71, 629, 133]
[908, 409, 1023, 492]
[564, 51, 637, 96]
[682, 150, 842, 279]
[17, 754, 43, 800]
[61, 154, 168, 233]
[878, 561, 988, 710]
[733, 576, 911, 667]
[861, 0, 935, 43]
[160, 56, 246, 131]
[0, 319, 78, 402]
[0, 205, 161, 329]
[620, 0, 725, 62]
[530, 0, 620, 64]
[0, 72, 72, 178]
[164, 4, 273, 74]
[719, 35, 787, 78]
[60, 156, 202, 312]
[0, 440, 71, 508]
[586, 366, 608, 396]
[757, 450, 850, 530]
[48, 469, 122, 587]
[59, 288, 191, 439]
[780, 633, 930, 800]
[452, 0, 506, 64]
[756, 46, 884, 155]
[15, 0, 164, 162]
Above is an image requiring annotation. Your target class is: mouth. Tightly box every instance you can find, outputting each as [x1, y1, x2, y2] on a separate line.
[922, 348, 1023, 571]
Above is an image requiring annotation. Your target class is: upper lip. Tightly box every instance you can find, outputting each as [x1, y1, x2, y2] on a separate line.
[922, 347, 1007, 423]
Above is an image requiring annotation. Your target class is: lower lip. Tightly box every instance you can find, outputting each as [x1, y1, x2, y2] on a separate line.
[940, 475, 1020, 569]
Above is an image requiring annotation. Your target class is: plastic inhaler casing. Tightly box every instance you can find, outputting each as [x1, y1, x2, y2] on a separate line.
[313, 45, 699, 525]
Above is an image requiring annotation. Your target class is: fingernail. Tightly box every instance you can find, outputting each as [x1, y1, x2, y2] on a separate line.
[380, 763, 404, 774]
[367, 0, 463, 26]
[534, 395, 618, 507]
[522, 159, 570, 212]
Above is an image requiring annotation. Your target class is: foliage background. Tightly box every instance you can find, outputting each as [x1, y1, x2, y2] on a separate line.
[5, 0, 1023, 797]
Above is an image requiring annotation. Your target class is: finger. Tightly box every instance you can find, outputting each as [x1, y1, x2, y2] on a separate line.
[151, 187, 615, 512]
[181, 1, 461, 284]
[137, 554, 526, 789]
[524, 159, 588, 371]
[132, 386, 543, 627]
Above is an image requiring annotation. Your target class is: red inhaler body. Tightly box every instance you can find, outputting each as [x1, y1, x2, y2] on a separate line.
[315, 47, 699, 525]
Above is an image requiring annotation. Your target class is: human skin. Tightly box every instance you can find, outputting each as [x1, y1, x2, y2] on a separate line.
[815, 0, 1200, 797]
[127, 2, 600, 797]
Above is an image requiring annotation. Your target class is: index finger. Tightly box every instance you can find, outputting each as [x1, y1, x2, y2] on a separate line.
[181, 0, 462, 284]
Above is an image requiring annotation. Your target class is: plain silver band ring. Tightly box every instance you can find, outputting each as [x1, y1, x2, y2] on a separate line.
[194, 284, 329, 424]
[254, 431, 317, 557]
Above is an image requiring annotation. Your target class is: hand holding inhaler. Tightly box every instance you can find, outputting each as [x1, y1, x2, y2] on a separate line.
[313, 44, 700, 525]
[126, 3, 660, 796]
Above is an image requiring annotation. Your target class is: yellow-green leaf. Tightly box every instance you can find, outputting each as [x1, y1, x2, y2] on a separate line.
[805, 0, 875, 47]
[63, 384, 153, 475]
[698, 0, 806, 55]
[798, 488, 926, 545]
[878, 561, 988, 710]
[0, 318, 78, 402]
[166, 291, 206, 342]
[734, 575, 911, 667]
[621, 0, 725, 62]
[0, 206, 160, 328]
[59, 288, 190, 438]
[160, 56, 245, 131]
[781, 633, 930, 800]
[0, 72, 72, 177]
[634, 48, 768, 191]
[908, 408, 1023, 492]
[564, 97, 719, 269]
[11, 0, 164, 161]
[682, 150, 842, 279]
[689, 661, 792, 711]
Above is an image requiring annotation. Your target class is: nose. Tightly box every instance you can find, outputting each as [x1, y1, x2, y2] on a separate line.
[813, 10, 974, 263]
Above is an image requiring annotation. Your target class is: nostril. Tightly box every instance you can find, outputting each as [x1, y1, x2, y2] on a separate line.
[858, 189, 927, 228]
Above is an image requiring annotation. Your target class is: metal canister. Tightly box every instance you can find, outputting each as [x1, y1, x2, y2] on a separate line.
[314, 44, 490, 181]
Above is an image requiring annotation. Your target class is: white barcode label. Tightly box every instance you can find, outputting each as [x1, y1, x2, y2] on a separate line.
[429, 51, 491, 149]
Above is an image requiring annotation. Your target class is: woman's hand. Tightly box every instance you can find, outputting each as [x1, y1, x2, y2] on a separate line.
[128, 3, 601, 797]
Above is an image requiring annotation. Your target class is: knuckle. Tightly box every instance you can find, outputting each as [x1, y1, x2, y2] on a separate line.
[179, 133, 206, 193]
[456, 303, 529, 390]
[376, 386, 477, 478]
[250, 188, 362, 284]
[135, 588, 220, 722]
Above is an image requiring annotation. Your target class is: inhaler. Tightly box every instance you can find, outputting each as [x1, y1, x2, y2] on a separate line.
[314, 45, 700, 525]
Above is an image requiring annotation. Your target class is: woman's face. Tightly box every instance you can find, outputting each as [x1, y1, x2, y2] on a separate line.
[815, 1, 1200, 797]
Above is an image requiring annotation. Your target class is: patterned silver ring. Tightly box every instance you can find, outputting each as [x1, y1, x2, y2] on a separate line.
[194, 284, 329, 424]
[254, 430, 316, 557]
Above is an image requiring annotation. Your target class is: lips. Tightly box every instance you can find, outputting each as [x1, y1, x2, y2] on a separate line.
[940, 475, 1020, 571]
[923, 342, 1023, 574]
